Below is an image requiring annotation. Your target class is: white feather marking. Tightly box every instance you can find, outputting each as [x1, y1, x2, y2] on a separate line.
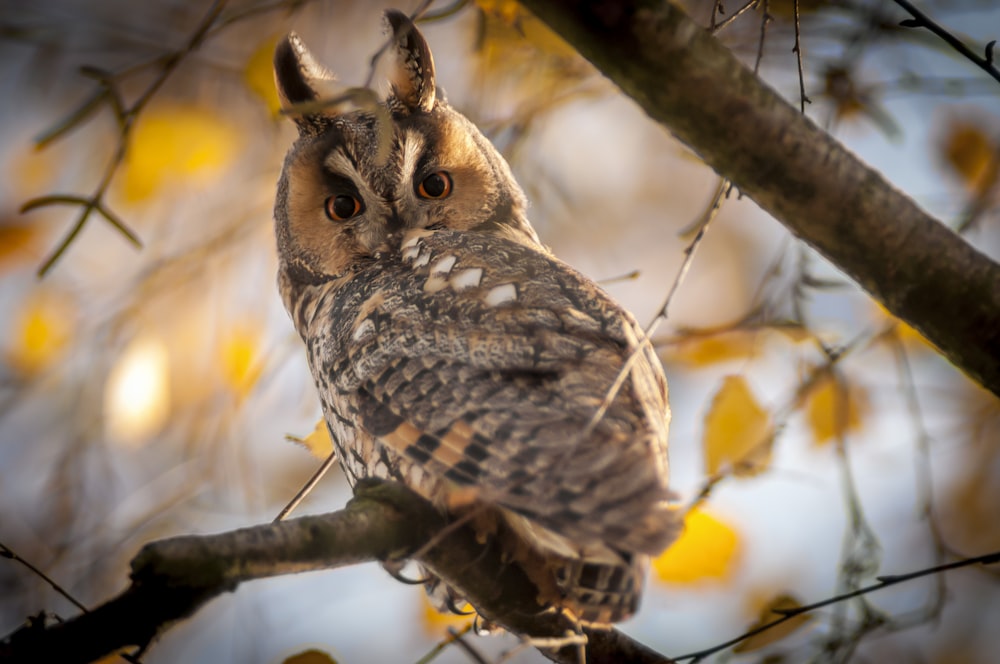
[325, 150, 360, 182]
[484, 283, 518, 306]
[401, 245, 421, 262]
[450, 268, 483, 291]
[413, 252, 431, 268]
[431, 255, 457, 275]
[400, 130, 425, 187]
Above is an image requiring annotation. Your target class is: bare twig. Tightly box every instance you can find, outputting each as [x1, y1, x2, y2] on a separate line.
[0, 543, 88, 614]
[580, 177, 724, 442]
[23, 1, 228, 277]
[272, 449, 339, 522]
[791, 0, 812, 112]
[710, 0, 758, 35]
[892, 0, 1000, 85]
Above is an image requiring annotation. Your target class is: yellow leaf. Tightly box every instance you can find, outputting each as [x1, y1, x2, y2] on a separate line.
[282, 650, 338, 664]
[120, 105, 241, 202]
[219, 326, 262, 396]
[474, 1, 580, 85]
[6, 292, 73, 375]
[805, 373, 869, 446]
[652, 509, 740, 584]
[703, 375, 774, 477]
[420, 592, 474, 636]
[734, 593, 813, 652]
[940, 120, 999, 195]
[666, 331, 759, 367]
[245, 35, 283, 117]
[288, 419, 335, 459]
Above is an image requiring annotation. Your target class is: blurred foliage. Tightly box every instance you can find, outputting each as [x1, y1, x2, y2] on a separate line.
[653, 508, 741, 584]
[703, 375, 774, 477]
[120, 104, 242, 203]
[804, 371, 870, 447]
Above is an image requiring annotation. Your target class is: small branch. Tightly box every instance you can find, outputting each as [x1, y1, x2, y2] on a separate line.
[672, 551, 1000, 661]
[893, 0, 1000, 85]
[519, 0, 1000, 398]
[0, 543, 88, 615]
[791, 0, 811, 113]
[0, 480, 670, 664]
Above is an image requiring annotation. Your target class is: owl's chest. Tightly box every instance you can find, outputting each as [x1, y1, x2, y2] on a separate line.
[299, 279, 438, 496]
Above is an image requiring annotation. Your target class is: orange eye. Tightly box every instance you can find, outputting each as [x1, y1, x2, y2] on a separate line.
[325, 194, 363, 221]
[417, 171, 453, 199]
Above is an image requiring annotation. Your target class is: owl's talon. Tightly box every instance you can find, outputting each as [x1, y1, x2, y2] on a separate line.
[385, 567, 431, 585]
[445, 595, 476, 616]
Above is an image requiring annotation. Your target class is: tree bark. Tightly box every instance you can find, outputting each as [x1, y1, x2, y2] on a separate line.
[0, 480, 672, 664]
[519, 0, 1000, 397]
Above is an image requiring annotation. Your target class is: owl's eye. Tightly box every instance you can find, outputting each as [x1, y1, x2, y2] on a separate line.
[325, 194, 363, 221]
[417, 171, 453, 199]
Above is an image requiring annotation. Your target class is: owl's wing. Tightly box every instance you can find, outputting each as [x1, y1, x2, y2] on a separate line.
[334, 230, 676, 554]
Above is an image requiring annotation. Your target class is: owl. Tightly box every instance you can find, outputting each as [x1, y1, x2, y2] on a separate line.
[272, 10, 680, 627]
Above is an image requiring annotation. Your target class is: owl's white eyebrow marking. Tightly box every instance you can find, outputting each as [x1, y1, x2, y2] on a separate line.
[484, 283, 518, 306]
[325, 149, 361, 182]
[450, 268, 483, 291]
[400, 129, 425, 187]
[431, 255, 457, 275]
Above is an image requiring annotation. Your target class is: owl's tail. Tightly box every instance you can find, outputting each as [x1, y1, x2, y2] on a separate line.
[553, 553, 649, 626]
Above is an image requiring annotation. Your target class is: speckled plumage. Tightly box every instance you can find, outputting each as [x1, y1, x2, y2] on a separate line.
[273, 10, 680, 626]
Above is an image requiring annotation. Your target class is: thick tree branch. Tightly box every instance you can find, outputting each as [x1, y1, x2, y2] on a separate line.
[519, 0, 1000, 398]
[0, 480, 670, 664]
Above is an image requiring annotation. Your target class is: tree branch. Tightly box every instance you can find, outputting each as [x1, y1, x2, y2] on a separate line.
[518, 0, 1000, 398]
[0, 480, 671, 664]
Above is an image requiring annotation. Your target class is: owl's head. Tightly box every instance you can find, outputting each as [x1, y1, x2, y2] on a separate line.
[273, 10, 538, 301]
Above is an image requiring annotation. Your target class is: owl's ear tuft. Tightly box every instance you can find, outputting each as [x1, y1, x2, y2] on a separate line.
[274, 32, 338, 134]
[384, 10, 436, 114]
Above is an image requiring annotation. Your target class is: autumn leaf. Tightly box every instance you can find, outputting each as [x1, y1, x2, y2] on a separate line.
[287, 419, 335, 459]
[119, 105, 241, 202]
[245, 35, 283, 117]
[663, 326, 812, 368]
[652, 509, 740, 584]
[5, 291, 74, 375]
[0, 221, 43, 272]
[733, 593, 813, 652]
[219, 326, 263, 396]
[665, 330, 760, 367]
[703, 375, 774, 477]
[804, 373, 869, 446]
[940, 120, 1000, 196]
